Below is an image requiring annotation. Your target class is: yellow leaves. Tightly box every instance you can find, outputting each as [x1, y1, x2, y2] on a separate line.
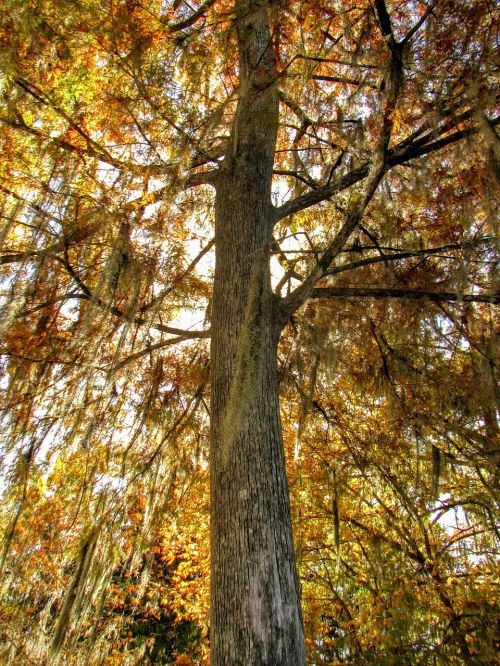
[36, 474, 48, 496]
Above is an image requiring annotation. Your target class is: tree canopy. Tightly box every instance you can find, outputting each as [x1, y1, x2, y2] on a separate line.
[0, 0, 498, 664]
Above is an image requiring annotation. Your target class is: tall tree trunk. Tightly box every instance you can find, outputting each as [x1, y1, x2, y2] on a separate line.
[210, 1, 306, 664]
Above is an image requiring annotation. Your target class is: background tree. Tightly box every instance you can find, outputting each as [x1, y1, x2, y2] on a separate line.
[0, 0, 498, 664]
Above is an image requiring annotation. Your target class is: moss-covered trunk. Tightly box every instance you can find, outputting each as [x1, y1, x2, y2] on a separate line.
[209, 2, 305, 664]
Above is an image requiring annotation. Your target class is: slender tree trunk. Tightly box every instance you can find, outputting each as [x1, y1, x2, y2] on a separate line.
[209, 1, 305, 663]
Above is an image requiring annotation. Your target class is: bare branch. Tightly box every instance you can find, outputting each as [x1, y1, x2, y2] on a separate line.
[311, 74, 372, 88]
[273, 169, 318, 189]
[296, 54, 380, 69]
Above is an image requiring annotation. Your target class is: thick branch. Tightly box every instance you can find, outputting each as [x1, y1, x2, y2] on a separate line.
[373, 0, 396, 43]
[325, 237, 497, 277]
[278, 163, 386, 321]
[311, 287, 500, 304]
[167, 0, 218, 33]
[401, 0, 438, 46]
[275, 114, 500, 222]
[278, 25, 403, 321]
[311, 74, 374, 88]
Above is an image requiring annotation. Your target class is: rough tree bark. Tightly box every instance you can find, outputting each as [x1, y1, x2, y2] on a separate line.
[210, 1, 306, 664]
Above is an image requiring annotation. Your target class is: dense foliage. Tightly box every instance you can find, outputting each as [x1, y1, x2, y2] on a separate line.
[0, 0, 498, 663]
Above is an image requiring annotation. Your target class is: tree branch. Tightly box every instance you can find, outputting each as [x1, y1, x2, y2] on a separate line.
[124, 170, 217, 215]
[21, 291, 211, 338]
[14, 78, 116, 163]
[110, 336, 208, 372]
[273, 169, 318, 189]
[310, 287, 499, 304]
[311, 74, 375, 88]
[373, 0, 397, 43]
[325, 237, 496, 277]
[139, 237, 215, 313]
[0, 184, 66, 229]
[5, 85, 221, 180]
[401, 0, 438, 46]
[167, 0, 218, 33]
[275, 114, 500, 222]
[277, 21, 404, 321]
[277, 163, 386, 321]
